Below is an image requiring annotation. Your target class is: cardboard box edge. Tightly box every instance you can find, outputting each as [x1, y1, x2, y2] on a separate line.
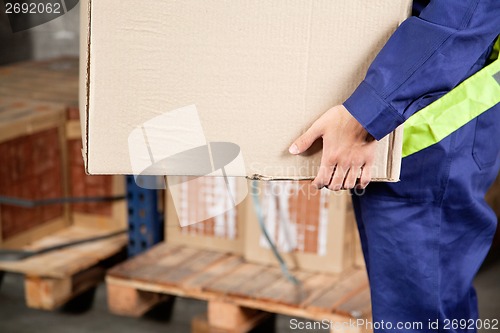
[79, 0, 91, 175]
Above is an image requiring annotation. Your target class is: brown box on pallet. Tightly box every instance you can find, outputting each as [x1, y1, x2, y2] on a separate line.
[165, 177, 245, 255]
[165, 177, 362, 273]
[244, 182, 359, 273]
[0, 96, 67, 245]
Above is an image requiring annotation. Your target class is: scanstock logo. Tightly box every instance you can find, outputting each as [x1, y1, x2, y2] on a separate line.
[127, 105, 248, 227]
[2, 0, 79, 32]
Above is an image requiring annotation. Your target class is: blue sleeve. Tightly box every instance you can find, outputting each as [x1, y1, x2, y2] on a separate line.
[343, 0, 500, 140]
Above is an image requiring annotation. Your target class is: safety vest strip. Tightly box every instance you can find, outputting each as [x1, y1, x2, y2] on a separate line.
[402, 36, 500, 158]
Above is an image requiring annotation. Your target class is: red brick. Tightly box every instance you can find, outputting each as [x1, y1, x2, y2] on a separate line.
[66, 107, 80, 120]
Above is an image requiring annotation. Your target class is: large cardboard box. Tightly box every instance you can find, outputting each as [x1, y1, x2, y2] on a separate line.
[80, 0, 411, 181]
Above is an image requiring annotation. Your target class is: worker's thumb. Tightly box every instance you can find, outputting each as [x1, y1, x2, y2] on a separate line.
[289, 127, 320, 155]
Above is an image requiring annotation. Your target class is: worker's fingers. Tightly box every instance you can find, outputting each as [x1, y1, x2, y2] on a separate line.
[328, 164, 349, 191]
[357, 163, 372, 190]
[289, 123, 322, 155]
[342, 164, 361, 189]
[312, 159, 335, 188]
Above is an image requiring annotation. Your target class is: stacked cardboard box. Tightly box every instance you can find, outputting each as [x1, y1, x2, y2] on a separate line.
[166, 176, 244, 254]
[245, 181, 357, 273]
[165, 178, 362, 274]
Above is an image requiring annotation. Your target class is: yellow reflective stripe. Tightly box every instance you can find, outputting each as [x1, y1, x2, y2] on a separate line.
[402, 37, 500, 158]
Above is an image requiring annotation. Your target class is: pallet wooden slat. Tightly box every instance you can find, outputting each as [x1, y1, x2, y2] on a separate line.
[335, 287, 371, 319]
[159, 251, 228, 285]
[108, 244, 183, 279]
[0, 226, 126, 278]
[250, 270, 313, 305]
[205, 263, 268, 295]
[117, 247, 201, 284]
[0, 226, 127, 310]
[225, 266, 283, 299]
[295, 274, 343, 308]
[106, 243, 371, 331]
[181, 256, 244, 291]
[306, 269, 369, 314]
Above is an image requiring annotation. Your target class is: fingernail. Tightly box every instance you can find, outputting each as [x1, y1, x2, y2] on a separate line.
[289, 144, 299, 155]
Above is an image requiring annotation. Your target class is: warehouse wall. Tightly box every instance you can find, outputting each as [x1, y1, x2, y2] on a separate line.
[0, 13, 32, 65]
[30, 4, 80, 60]
[0, 3, 80, 65]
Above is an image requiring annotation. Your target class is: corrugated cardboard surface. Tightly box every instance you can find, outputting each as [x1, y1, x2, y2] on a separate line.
[81, 0, 411, 180]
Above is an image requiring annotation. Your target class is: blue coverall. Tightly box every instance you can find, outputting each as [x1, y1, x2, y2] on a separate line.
[343, 1, 500, 332]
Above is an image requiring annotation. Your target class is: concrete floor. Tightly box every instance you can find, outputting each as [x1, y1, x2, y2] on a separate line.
[0, 256, 498, 333]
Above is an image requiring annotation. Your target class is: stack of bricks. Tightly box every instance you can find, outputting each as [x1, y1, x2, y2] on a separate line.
[0, 128, 64, 239]
[166, 176, 244, 254]
[244, 181, 356, 274]
[0, 58, 124, 244]
[176, 176, 238, 239]
[165, 177, 357, 273]
[0, 96, 66, 241]
[256, 181, 330, 255]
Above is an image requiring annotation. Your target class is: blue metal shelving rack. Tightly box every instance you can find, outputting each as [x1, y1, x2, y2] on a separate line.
[126, 176, 164, 257]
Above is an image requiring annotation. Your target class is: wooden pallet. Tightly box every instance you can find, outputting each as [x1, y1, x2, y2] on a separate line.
[107, 243, 372, 333]
[0, 225, 127, 311]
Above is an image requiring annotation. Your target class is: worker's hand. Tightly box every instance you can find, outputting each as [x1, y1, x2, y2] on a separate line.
[289, 105, 377, 191]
